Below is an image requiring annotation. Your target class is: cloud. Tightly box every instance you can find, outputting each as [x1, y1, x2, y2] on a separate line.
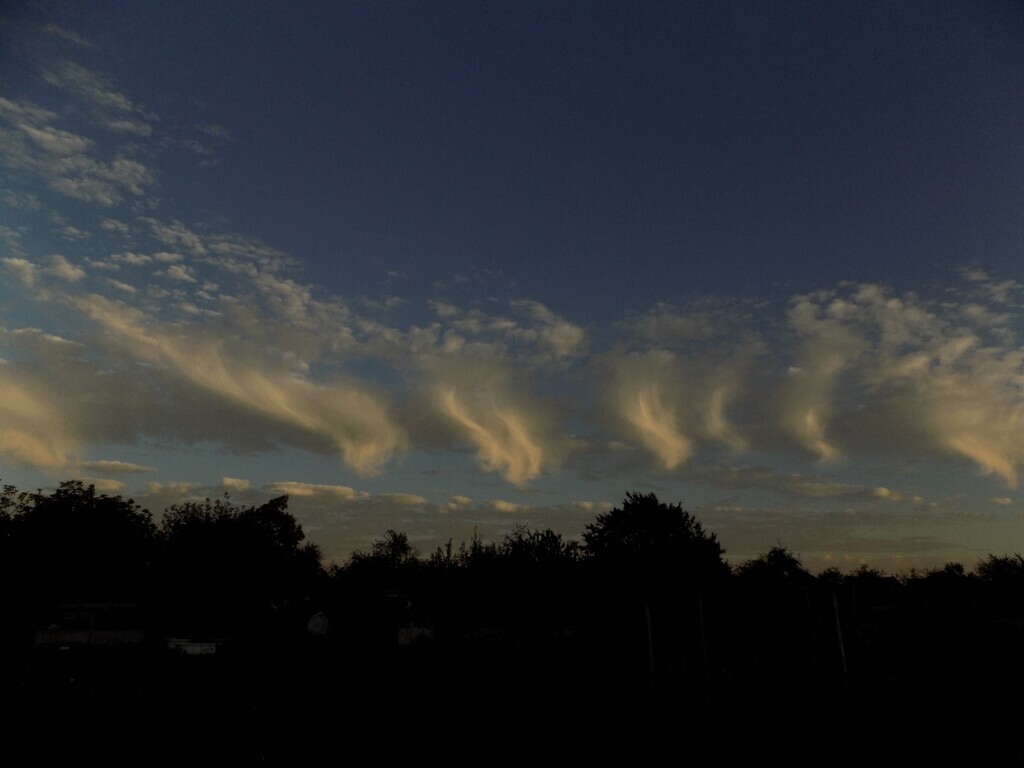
[76, 477, 126, 493]
[100, 218, 130, 234]
[599, 352, 696, 469]
[106, 279, 136, 294]
[0, 96, 154, 205]
[78, 460, 156, 476]
[509, 300, 587, 358]
[40, 60, 154, 136]
[112, 252, 151, 266]
[44, 25, 95, 49]
[688, 463, 870, 500]
[489, 499, 527, 513]
[3, 257, 36, 286]
[572, 500, 612, 512]
[0, 380, 72, 468]
[266, 481, 366, 500]
[0, 331, 90, 472]
[424, 299, 586, 361]
[144, 481, 195, 495]
[73, 294, 407, 475]
[378, 492, 430, 506]
[447, 495, 472, 510]
[143, 219, 207, 256]
[775, 294, 866, 460]
[629, 303, 722, 345]
[163, 264, 196, 282]
[75, 477, 127, 493]
[436, 382, 550, 486]
[589, 282, 1024, 488]
[624, 383, 692, 470]
[221, 476, 250, 492]
[4, 52, 1024, 500]
[44, 254, 85, 282]
[790, 284, 1024, 488]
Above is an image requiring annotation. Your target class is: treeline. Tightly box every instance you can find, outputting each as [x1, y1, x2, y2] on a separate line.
[3, 482, 1024, 759]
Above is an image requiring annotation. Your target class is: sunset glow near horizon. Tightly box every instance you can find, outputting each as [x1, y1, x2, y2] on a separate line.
[2, 2, 1023, 572]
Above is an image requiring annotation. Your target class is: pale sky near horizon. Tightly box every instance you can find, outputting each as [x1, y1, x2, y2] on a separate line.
[2, 1, 1024, 572]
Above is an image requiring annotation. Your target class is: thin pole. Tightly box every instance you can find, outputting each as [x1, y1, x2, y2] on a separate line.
[645, 602, 655, 694]
[832, 591, 848, 691]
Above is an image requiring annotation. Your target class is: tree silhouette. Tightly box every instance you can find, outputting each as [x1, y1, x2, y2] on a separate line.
[157, 494, 322, 636]
[736, 544, 814, 585]
[350, 529, 418, 568]
[579, 493, 728, 702]
[583, 492, 728, 589]
[975, 553, 1024, 583]
[11, 480, 156, 605]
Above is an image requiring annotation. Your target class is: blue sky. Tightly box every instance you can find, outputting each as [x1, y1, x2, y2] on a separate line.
[2, 1, 1024, 571]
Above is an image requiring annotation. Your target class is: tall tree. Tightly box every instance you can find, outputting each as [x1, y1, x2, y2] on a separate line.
[157, 495, 322, 635]
[583, 492, 728, 590]
[11, 480, 156, 605]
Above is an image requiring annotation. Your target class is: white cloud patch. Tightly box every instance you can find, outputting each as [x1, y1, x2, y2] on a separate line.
[106, 279, 135, 294]
[100, 218, 130, 234]
[378, 492, 430, 506]
[221, 476, 250, 491]
[40, 60, 154, 136]
[572, 500, 612, 512]
[591, 283, 1024, 488]
[145, 481, 195, 495]
[3, 257, 37, 286]
[436, 380, 550, 487]
[78, 460, 156, 476]
[44, 254, 85, 282]
[163, 264, 196, 283]
[0, 96, 154, 205]
[74, 294, 407, 476]
[142, 218, 207, 256]
[0, 367, 76, 469]
[79, 477, 127, 493]
[112, 252, 151, 266]
[267, 481, 367, 500]
[2, 51, 1023, 503]
[489, 499, 527, 513]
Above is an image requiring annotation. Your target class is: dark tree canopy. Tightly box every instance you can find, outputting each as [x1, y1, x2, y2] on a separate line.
[975, 553, 1024, 583]
[157, 494, 322, 634]
[9, 480, 156, 603]
[499, 525, 581, 572]
[737, 544, 814, 584]
[583, 492, 728, 589]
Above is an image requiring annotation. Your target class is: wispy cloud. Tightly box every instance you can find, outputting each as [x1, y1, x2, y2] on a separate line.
[78, 460, 156, 476]
[266, 482, 367, 500]
[40, 60, 155, 136]
[0, 96, 153, 206]
[2, 42, 1024, 499]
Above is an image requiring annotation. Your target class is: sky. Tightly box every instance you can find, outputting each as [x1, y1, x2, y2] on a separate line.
[1, 1, 1024, 572]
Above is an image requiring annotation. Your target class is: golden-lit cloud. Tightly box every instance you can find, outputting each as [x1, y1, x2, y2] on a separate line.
[266, 482, 367, 500]
[488, 499, 528, 513]
[78, 477, 126, 493]
[378, 492, 430, 506]
[437, 385, 547, 486]
[78, 460, 156, 475]
[0, 375, 72, 468]
[74, 294, 406, 475]
[624, 384, 692, 470]
[221, 476, 250, 492]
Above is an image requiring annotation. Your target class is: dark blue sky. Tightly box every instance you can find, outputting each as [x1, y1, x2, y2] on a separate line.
[23, 1, 1023, 319]
[2, 1, 1024, 570]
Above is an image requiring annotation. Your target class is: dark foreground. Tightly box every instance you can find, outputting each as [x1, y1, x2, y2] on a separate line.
[3, 627, 1022, 764]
